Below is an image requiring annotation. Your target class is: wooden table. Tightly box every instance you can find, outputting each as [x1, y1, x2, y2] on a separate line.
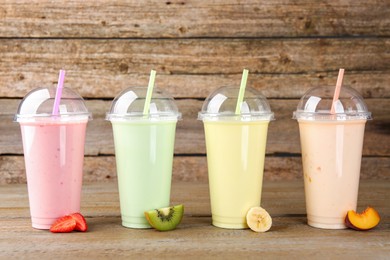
[1, 181, 388, 259]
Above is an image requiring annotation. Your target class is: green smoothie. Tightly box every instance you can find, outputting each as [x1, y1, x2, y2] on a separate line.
[111, 120, 177, 228]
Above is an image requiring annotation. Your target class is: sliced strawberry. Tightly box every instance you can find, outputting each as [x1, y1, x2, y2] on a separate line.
[70, 213, 88, 232]
[50, 215, 76, 233]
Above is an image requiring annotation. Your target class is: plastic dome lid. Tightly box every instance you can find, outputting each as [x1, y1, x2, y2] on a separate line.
[198, 86, 274, 121]
[293, 85, 371, 120]
[106, 87, 181, 121]
[14, 86, 91, 122]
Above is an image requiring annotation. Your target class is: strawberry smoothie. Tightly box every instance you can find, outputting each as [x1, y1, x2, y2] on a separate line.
[15, 86, 91, 229]
[20, 119, 88, 229]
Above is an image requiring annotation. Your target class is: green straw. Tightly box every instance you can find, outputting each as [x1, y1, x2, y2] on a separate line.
[235, 69, 249, 114]
[143, 69, 157, 115]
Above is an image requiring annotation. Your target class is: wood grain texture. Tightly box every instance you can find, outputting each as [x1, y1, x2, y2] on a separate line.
[0, 181, 388, 258]
[1, 215, 388, 259]
[0, 0, 389, 38]
[0, 38, 388, 98]
[1, 99, 389, 156]
[1, 181, 389, 219]
[0, 0, 389, 184]
[1, 155, 389, 185]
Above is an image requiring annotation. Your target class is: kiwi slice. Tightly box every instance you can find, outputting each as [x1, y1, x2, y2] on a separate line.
[144, 205, 184, 231]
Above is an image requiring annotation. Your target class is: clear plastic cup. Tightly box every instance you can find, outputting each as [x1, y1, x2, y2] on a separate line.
[106, 87, 181, 228]
[293, 85, 371, 229]
[198, 86, 274, 229]
[14, 86, 91, 229]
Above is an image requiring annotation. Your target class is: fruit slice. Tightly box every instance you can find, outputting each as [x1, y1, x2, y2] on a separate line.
[345, 207, 381, 231]
[144, 205, 184, 231]
[70, 213, 88, 232]
[246, 206, 272, 232]
[50, 215, 76, 233]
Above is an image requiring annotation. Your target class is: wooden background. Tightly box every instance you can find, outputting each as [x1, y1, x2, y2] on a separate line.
[0, 0, 389, 184]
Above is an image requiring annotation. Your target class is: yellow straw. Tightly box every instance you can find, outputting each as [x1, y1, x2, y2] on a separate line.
[235, 69, 249, 114]
[143, 70, 156, 115]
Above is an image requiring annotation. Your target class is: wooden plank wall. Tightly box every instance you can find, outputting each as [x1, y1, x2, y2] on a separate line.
[0, 0, 389, 184]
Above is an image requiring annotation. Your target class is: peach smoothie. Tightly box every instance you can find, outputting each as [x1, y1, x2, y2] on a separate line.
[298, 119, 366, 229]
[204, 120, 269, 229]
[294, 84, 371, 229]
[20, 119, 88, 229]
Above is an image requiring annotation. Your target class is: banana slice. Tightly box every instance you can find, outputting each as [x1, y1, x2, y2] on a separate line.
[246, 206, 272, 232]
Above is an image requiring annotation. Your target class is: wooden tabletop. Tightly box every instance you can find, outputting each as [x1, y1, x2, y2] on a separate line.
[1, 181, 388, 259]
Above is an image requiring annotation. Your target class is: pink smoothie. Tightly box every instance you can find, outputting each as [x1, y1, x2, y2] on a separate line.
[20, 119, 88, 229]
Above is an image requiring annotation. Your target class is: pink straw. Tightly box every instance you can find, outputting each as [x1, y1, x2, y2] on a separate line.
[330, 68, 345, 114]
[52, 70, 66, 116]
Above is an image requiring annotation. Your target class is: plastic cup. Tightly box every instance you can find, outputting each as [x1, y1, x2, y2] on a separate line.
[293, 85, 372, 229]
[106, 87, 181, 228]
[14, 87, 91, 229]
[198, 86, 274, 229]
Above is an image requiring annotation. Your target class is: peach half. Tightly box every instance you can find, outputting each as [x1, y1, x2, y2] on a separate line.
[345, 207, 381, 231]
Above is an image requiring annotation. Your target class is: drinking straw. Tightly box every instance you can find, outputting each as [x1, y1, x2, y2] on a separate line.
[330, 68, 345, 114]
[143, 69, 157, 115]
[235, 69, 249, 114]
[52, 70, 66, 116]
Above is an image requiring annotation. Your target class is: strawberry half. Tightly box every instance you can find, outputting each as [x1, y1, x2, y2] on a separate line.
[50, 215, 76, 233]
[70, 213, 88, 232]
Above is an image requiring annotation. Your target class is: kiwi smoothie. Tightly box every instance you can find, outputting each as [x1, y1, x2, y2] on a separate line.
[112, 120, 177, 228]
[107, 87, 180, 229]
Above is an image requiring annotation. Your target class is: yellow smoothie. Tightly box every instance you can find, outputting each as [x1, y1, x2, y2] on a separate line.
[298, 119, 366, 229]
[204, 120, 269, 229]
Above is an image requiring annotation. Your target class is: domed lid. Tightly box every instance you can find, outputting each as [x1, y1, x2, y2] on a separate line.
[293, 85, 371, 120]
[198, 86, 274, 121]
[14, 86, 91, 122]
[106, 87, 181, 121]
